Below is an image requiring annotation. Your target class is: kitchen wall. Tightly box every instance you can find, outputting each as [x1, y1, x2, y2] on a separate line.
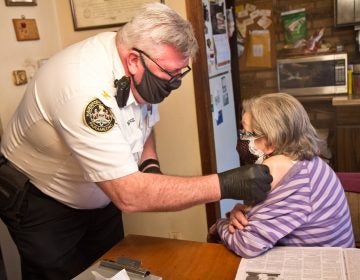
[0, 0, 207, 242]
[118, 2, 207, 242]
[0, 0, 60, 127]
[237, 0, 360, 101]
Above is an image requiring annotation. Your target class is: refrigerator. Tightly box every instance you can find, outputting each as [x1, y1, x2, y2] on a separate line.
[203, 0, 240, 217]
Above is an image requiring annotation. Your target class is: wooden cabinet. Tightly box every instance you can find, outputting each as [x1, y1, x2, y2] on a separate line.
[300, 98, 337, 169]
[335, 105, 360, 171]
[300, 97, 360, 171]
[335, 0, 360, 26]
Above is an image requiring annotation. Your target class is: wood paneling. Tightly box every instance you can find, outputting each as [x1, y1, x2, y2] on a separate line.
[335, 106, 360, 171]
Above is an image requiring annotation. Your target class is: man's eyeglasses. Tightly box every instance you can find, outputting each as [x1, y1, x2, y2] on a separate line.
[133, 48, 191, 84]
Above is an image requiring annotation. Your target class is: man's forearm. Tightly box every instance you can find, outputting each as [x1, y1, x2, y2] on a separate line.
[98, 164, 272, 212]
[98, 172, 221, 212]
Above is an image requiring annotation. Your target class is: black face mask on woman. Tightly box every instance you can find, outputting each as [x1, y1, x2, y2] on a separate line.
[132, 55, 181, 104]
[237, 137, 266, 165]
[237, 139, 259, 165]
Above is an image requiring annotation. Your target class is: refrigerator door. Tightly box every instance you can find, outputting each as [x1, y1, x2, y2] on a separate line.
[203, 0, 232, 77]
[203, 0, 240, 217]
[209, 72, 240, 217]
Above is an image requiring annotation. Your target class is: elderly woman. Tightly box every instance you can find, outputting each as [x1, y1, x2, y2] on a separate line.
[209, 93, 355, 258]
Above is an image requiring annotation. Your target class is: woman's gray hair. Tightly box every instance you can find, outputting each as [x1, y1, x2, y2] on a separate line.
[117, 2, 198, 59]
[242, 93, 322, 160]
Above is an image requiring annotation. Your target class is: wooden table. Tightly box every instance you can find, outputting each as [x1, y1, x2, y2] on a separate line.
[99, 234, 241, 280]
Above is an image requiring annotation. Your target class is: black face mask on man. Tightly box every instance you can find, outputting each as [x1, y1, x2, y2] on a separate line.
[132, 54, 181, 104]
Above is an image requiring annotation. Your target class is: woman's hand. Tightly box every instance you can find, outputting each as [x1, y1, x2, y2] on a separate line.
[228, 203, 249, 233]
[207, 222, 221, 243]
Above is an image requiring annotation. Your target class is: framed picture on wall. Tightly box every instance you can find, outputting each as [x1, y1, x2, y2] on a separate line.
[70, 0, 164, 31]
[5, 0, 37, 6]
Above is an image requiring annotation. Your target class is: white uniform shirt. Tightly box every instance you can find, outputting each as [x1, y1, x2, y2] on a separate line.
[1, 32, 159, 209]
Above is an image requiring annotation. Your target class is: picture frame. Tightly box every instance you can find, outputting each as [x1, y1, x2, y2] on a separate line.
[5, 0, 37, 6]
[70, 0, 163, 31]
[12, 18, 40, 41]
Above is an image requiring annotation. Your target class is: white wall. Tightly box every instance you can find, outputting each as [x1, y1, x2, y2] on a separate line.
[120, 1, 208, 242]
[0, 0, 61, 127]
[0, 2, 61, 278]
[0, 0, 208, 243]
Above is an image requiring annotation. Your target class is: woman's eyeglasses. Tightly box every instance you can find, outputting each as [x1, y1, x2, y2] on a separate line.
[238, 129, 263, 140]
[133, 48, 191, 84]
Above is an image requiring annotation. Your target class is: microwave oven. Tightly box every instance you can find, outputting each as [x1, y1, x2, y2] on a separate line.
[277, 53, 347, 96]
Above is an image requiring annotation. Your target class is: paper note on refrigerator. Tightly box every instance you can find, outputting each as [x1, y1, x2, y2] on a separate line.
[213, 33, 231, 69]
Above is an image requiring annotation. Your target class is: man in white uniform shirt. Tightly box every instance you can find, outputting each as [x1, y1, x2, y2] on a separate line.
[0, 3, 272, 279]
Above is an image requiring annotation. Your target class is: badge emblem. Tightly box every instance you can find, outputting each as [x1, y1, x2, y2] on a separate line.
[83, 98, 115, 132]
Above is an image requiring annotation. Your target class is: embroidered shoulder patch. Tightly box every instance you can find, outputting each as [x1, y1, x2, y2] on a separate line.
[83, 98, 115, 132]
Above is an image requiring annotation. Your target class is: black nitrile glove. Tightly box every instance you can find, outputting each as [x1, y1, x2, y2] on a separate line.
[218, 164, 272, 205]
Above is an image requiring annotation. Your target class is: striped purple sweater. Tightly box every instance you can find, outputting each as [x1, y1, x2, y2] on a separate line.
[216, 156, 355, 258]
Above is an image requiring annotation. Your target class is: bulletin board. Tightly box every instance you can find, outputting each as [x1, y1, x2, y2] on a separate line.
[235, 1, 276, 71]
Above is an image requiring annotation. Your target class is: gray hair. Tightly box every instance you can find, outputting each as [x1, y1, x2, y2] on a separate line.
[117, 2, 198, 59]
[242, 93, 322, 160]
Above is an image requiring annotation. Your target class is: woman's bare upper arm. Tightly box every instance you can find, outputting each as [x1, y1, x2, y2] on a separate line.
[263, 155, 295, 189]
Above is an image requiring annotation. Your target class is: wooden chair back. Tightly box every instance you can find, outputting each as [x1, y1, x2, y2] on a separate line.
[337, 172, 360, 248]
